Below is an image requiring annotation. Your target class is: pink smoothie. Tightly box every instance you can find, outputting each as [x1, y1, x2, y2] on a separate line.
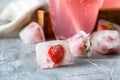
[48, 0, 103, 39]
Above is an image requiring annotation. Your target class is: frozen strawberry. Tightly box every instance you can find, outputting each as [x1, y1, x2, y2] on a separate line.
[107, 36, 115, 42]
[19, 22, 45, 44]
[90, 30, 120, 55]
[97, 19, 120, 32]
[97, 25, 109, 30]
[48, 44, 64, 64]
[36, 40, 73, 69]
[97, 24, 114, 31]
[67, 31, 91, 57]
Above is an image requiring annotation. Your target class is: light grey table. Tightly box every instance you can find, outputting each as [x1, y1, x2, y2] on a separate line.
[0, 39, 119, 80]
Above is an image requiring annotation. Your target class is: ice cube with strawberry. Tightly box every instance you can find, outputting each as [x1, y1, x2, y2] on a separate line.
[90, 30, 120, 55]
[19, 22, 45, 44]
[36, 40, 73, 69]
[67, 31, 91, 57]
[97, 19, 120, 32]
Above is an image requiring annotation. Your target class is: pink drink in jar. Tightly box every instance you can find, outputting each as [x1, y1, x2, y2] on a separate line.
[101, 0, 120, 10]
[48, 0, 104, 39]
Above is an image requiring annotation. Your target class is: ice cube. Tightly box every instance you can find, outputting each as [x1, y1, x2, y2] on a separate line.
[67, 31, 90, 57]
[90, 30, 120, 55]
[19, 22, 45, 44]
[36, 40, 73, 69]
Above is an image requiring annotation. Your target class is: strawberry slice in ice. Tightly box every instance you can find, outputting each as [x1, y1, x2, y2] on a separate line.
[90, 30, 120, 55]
[97, 24, 114, 31]
[48, 44, 64, 64]
[19, 22, 45, 44]
[97, 25, 109, 30]
[67, 31, 91, 57]
[36, 40, 73, 69]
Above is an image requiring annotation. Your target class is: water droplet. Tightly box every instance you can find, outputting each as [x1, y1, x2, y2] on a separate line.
[85, 7, 88, 10]
[87, 4, 90, 7]
[79, 0, 83, 3]
[85, 13, 88, 16]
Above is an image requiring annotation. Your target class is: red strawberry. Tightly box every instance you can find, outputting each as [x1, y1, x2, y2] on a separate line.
[107, 36, 115, 42]
[97, 25, 109, 30]
[97, 24, 114, 31]
[48, 44, 65, 64]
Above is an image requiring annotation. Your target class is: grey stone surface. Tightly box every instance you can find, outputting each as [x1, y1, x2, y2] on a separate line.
[0, 39, 119, 80]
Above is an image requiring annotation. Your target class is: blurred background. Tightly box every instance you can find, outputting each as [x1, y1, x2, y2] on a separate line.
[0, 0, 12, 10]
[0, 0, 12, 25]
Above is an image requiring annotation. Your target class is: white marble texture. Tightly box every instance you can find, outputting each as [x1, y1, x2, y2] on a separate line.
[0, 39, 119, 80]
